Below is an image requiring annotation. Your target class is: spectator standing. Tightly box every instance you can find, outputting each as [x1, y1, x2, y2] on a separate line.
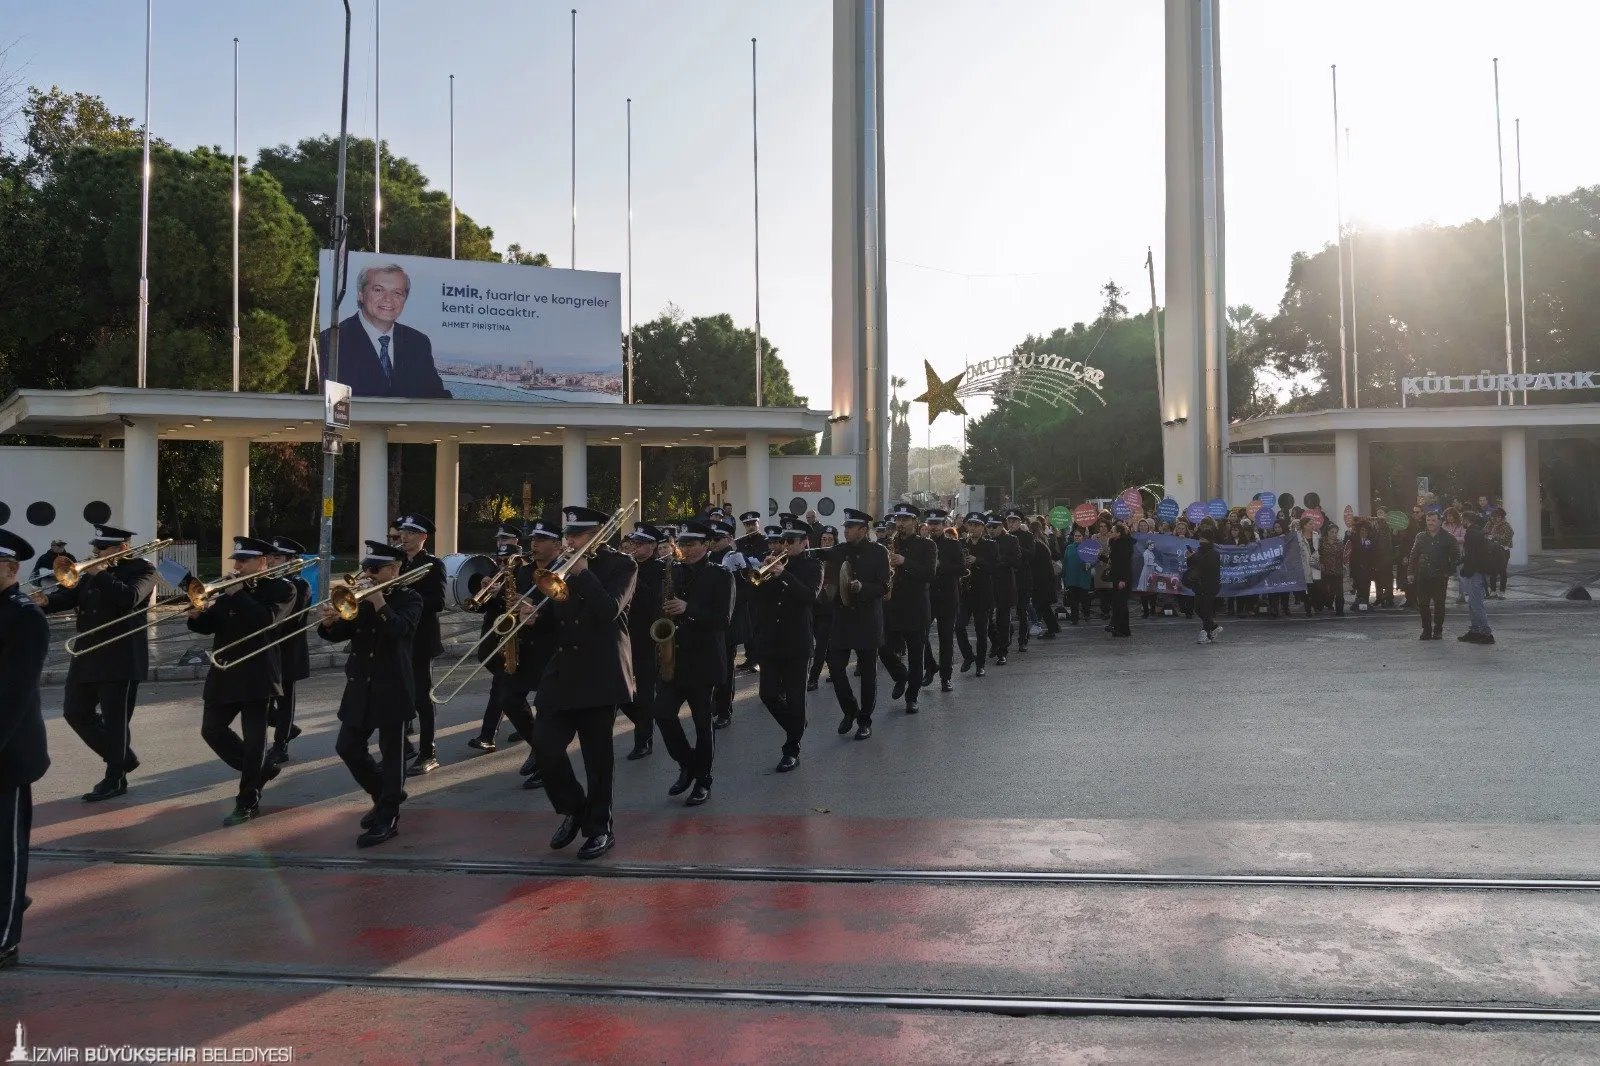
[1184, 532, 1223, 643]
[1372, 507, 1396, 607]
[1347, 519, 1375, 611]
[1408, 511, 1461, 640]
[1317, 519, 1345, 616]
[1060, 529, 1093, 625]
[1459, 513, 1496, 644]
[1442, 508, 1467, 605]
[1484, 507, 1514, 599]
[1105, 523, 1134, 637]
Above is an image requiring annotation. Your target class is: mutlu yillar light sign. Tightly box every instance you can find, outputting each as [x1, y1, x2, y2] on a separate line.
[914, 352, 1109, 423]
[1402, 369, 1600, 398]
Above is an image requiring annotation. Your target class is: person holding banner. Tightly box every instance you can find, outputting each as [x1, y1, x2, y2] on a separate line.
[1183, 531, 1222, 642]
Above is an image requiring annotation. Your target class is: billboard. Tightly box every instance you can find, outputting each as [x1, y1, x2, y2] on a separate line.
[317, 250, 623, 403]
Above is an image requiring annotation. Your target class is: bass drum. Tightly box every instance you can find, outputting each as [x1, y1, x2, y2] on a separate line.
[441, 553, 497, 611]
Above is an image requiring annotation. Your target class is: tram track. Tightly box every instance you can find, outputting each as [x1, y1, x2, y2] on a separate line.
[32, 845, 1600, 892]
[21, 960, 1600, 1025]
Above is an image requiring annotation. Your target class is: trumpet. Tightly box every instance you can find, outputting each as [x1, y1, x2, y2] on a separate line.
[53, 539, 173, 589]
[432, 499, 637, 704]
[207, 564, 430, 670]
[746, 551, 788, 586]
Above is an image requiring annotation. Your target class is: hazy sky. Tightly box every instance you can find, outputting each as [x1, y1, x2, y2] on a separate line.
[7, 1, 1600, 445]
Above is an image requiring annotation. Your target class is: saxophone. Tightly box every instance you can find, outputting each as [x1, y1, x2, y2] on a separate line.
[500, 557, 521, 675]
[650, 560, 677, 682]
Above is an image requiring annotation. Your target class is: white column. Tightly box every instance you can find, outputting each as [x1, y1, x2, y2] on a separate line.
[1356, 437, 1371, 515]
[561, 428, 587, 507]
[1523, 435, 1542, 556]
[221, 438, 250, 570]
[1333, 430, 1361, 527]
[121, 418, 159, 547]
[619, 440, 641, 512]
[1501, 427, 1530, 564]
[434, 438, 459, 555]
[358, 426, 389, 548]
[745, 431, 770, 518]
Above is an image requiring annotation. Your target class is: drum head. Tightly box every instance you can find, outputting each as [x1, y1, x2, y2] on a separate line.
[441, 553, 496, 611]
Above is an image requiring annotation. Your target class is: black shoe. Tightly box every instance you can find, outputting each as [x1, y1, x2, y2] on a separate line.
[806, 680, 819, 692]
[836, 714, 857, 735]
[776, 754, 799, 773]
[357, 813, 399, 848]
[1457, 632, 1475, 642]
[1039, 631, 1057, 640]
[1017, 644, 1028, 653]
[668, 769, 694, 796]
[1433, 630, 1444, 639]
[288, 725, 303, 742]
[1419, 632, 1433, 640]
[891, 677, 907, 701]
[403, 743, 418, 762]
[520, 771, 545, 790]
[905, 702, 919, 715]
[519, 752, 540, 777]
[711, 714, 732, 730]
[994, 655, 1007, 666]
[921, 666, 938, 687]
[261, 760, 282, 785]
[550, 815, 581, 850]
[975, 666, 987, 677]
[577, 831, 615, 860]
[1478, 634, 1496, 644]
[0, 946, 17, 970]
[467, 736, 497, 753]
[406, 754, 440, 776]
[83, 776, 127, 803]
[940, 679, 953, 693]
[686, 783, 711, 806]
[626, 738, 654, 761]
[960, 657, 973, 673]
[854, 723, 872, 740]
[506, 730, 524, 744]
[222, 804, 258, 827]
[266, 743, 290, 767]
[122, 751, 140, 774]
[360, 804, 379, 829]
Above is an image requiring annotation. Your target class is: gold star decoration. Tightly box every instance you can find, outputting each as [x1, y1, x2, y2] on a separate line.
[912, 359, 967, 423]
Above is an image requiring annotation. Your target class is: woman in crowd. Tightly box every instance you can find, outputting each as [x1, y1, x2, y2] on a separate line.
[1061, 528, 1093, 624]
[1318, 518, 1345, 616]
[1442, 507, 1467, 604]
[1347, 518, 1375, 610]
[1485, 507, 1514, 598]
[1105, 522, 1134, 637]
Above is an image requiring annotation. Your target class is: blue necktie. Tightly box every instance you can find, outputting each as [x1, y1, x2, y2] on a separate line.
[378, 335, 393, 384]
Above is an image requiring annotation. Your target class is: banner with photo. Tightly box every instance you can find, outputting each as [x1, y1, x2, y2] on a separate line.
[1132, 533, 1307, 597]
[318, 250, 623, 403]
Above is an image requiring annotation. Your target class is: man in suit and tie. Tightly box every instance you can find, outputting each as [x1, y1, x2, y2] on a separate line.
[322, 262, 452, 399]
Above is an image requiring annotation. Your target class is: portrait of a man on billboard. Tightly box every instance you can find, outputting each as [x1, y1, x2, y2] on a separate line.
[320, 261, 452, 398]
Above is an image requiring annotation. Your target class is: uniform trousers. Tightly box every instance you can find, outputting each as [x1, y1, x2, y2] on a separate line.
[712, 631, 738, 720]
[335, 715, 409, 813]
[931, 601, 957, 680]
[956, 601, 991, 666]
[1416, 576, 1449, 636]
[828, 646, 877, 723]
[535, 703, 617, 837]
[621, 658, 658, 747]
[62, 679, 137, 774]
[478, 673, 508, 740]
[410, 654, 436, 755]
[990, 595, 1014, 655]
[807, 612, 832, 685]
[0, 785, 32, 950]
[200, 699, 272, 808]
[482, 673, 537, 747]
[272, 680, 298, 748]
[878, 629, 926, 704]
[653, 681, 716, 784]
[757, 650, 809, 757]
[1013, 583, 1032, 646]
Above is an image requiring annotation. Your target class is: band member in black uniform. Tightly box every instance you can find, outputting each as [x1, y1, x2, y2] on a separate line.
[621, 521, 669, 761]
[878, 504, 936, 714]
[707, 518, 747, 730]
[753, 515, 821, 771]
[1005, 508, 1035, 653]
[924, 511, 964, 692]
[823, 508, 889, 739]
[264, 537, 311, 766]
[987, 514, 1015, 665]
[652, 520, 734, 806]
[318, 541, 422, 847]
[187, 536, 296, 827]
[0, 529, 50, 968]
[733, 511, 765, 673]
[468, 521, 529, 752]
[35, 523, 156, 801]
[475, 529, 558, 791]
[806, 525, 838, 691]
[394, 513, 447, 776]
[1028, 518, 1063, 639]
[955, 512, 997, 677]
[534, 506, 637, 860]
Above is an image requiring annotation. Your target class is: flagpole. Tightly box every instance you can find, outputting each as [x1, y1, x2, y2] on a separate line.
[137, 0, 152, 388]
[570, 8, 577, 269]
[448, 73, 456, 260]
[1493, 58, 1514, 405]
[373, 0, 381, 253]
[231, 36, 240, 392]
[1516, 116, 1528, 406]
[626, 96, 633, 404]
[1345, 126, 1358, 409]
[752, 36, 762, 407]
[1330, 65, 1348, 409]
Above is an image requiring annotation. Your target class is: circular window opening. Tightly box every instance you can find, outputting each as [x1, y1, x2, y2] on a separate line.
[25, 501, 56, 526]
[83, 500, 112, 525]
[816, 497, 836, 516]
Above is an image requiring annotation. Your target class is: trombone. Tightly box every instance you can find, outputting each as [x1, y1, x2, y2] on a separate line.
[432, 499, 637, 704]
[207, 564, 429, 670]
[53, 539, 173, 589]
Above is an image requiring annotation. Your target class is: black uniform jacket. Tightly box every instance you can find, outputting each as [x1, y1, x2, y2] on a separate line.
[535, 548, 638, 712]
[990, 534, 1018, 603]
[931, 535, 965, 613]
[962, 536, 997, 608]
[884, 533, 935, 633]
[276, 575, 313, 684]
[43, 557, 158, 685]
[662, 557, 735, 689]
[1009, 528, 1036, 599]
[628, 557, 667, 675]
[824, 539, 889, 651]
[0, 587, 51, 788]
[476, 566, 558, 690]
[188, 577, 296, 704]
[318, 586, 422, 729]
[752, 553, 821, 659]
[400, 550, 447, 659]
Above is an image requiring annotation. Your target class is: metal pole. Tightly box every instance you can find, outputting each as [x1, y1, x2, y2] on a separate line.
[231, 36, 240, 392]
[1197, 0, 1226, 498]
[1493, 58, 1514, 406]
[137, 0, 152, 388]
[1331, 65, 1348, 409]
[1516, 116, 1528, 405]
[752, 37, 763, 407]
[1346, 126, 1358, 409]
[626, 97, 633, 404]
[319, 1, 354, 595]
[570, 8, 577, 269]
[373, 0, 381, 253]
[1147, 245, 1164, 416]
[448, 73, 455, 260]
